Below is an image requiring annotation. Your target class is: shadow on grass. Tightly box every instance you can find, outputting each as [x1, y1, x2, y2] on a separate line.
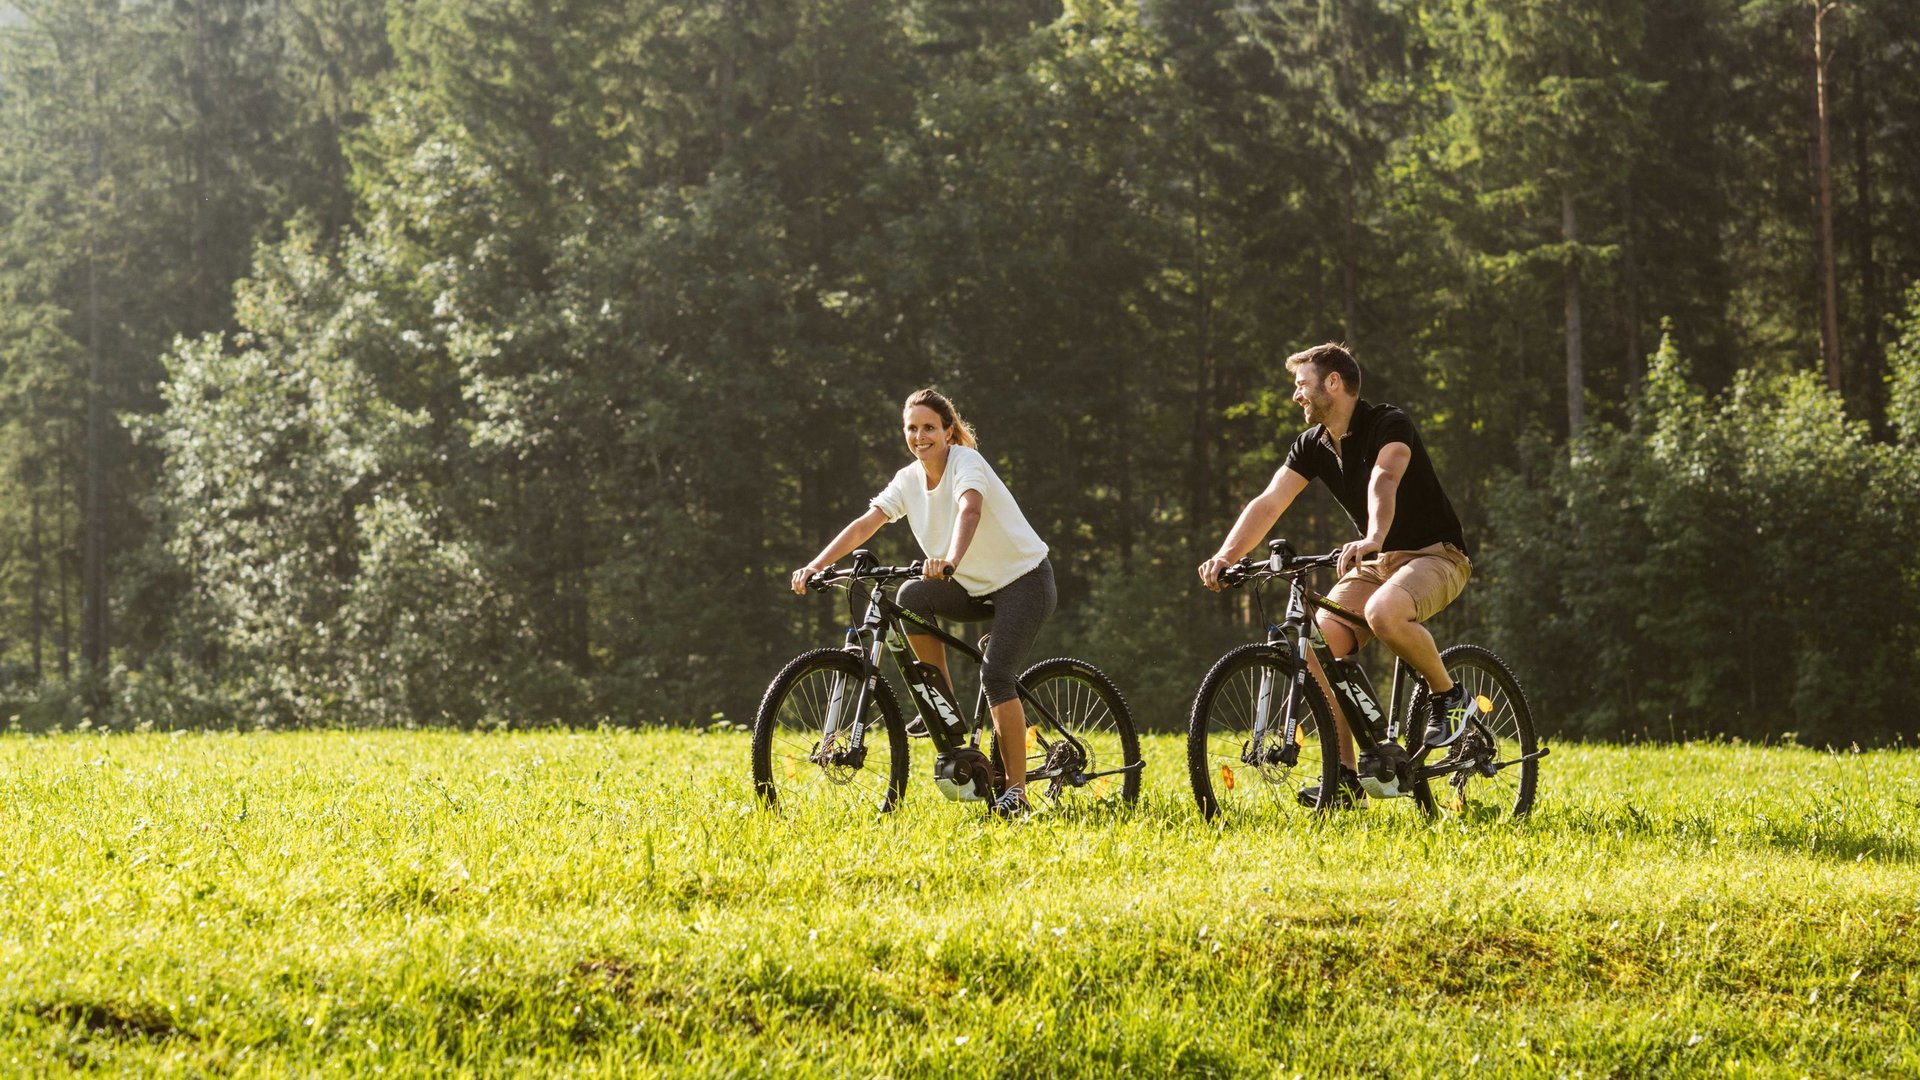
[1547, 801, 1920, 864]
[32, 1000, 195, 1043]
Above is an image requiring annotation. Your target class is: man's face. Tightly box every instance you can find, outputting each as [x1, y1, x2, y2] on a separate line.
[1292, 364, 1337, 426]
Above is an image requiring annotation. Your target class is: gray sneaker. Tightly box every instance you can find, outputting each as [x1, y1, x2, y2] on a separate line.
[1296, 765, 1366, 810]
[1425, 686, 1468, 747]
[989, 785, 1031, 819]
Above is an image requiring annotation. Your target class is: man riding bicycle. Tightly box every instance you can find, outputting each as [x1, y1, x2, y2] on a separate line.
[1197, 343, 1472, 806]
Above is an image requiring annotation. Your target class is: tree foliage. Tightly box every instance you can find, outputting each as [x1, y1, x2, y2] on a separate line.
[1483, 312, 1920, 744]
[0, 0, 1916, 740]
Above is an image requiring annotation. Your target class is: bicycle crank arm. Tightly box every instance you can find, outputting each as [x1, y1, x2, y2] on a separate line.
[1488, 746, 1551, 772]
[1415, 744, 1550, 782]
[1029, 760, 1143, 783]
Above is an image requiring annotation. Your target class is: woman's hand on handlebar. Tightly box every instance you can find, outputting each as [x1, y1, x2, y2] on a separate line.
[1197, 554, 1235, 592]
[921, 557, 955, 581]
[790, 565, 825, 595]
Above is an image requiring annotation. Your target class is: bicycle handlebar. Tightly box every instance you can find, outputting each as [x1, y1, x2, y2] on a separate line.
[805, 557, 953, 592]
[1217, 544, 1342, 588]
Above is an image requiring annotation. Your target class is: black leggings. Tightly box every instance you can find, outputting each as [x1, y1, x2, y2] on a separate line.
[896, 559, 1056, 706]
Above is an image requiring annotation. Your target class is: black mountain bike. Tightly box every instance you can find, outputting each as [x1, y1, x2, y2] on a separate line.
[753, 549, 1142, 815]
[1188, 539, 1546, 821]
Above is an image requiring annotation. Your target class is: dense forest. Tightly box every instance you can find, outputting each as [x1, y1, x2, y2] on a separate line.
[2, 0, 1917, 743]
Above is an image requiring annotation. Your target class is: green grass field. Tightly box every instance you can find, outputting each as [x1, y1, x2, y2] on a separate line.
[2, 730, 1916, 1077]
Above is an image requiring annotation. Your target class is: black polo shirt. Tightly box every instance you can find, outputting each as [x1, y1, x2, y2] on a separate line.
[1280, 399, 1469, 556]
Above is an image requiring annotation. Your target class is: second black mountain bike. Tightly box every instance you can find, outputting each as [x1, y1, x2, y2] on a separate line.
[1188, 539, 1545, 821]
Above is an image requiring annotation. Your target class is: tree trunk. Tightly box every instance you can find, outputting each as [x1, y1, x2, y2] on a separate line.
[565, 489, 589, 674]
[59, 455, 73, 680]
[82, 69, 110, 677]
[1342, 175, 1360, 351]
[1621, 178, 1642, 390]
[1849, 46, 1878, 404]
[1811, 0, 1842, 394]
[1186, 178, 1216, 537]
[30, 488, 44, 681]
[1562, 187, 1585, 439]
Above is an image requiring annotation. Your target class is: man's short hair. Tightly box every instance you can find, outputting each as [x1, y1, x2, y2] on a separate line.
[1285, 342, 1362, 394]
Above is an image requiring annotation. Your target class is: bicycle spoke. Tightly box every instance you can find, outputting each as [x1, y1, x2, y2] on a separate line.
[1419, 645, 1537, 819]
[753, 650, 907, 815]
[1011, 659, 1140, 808]
[1189, 645, 1335, 821]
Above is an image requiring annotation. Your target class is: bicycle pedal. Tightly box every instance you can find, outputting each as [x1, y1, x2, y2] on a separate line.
[1356, 773, 1404, 799]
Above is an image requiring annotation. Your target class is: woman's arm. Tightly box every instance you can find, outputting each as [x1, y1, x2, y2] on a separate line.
[923, 489, 983, 580]
[791, 507, 890, 594]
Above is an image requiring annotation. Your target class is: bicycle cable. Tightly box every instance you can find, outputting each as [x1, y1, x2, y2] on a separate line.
[1251, 571, 1271, 630]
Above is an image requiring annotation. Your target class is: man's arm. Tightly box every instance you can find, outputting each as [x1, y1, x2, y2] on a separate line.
[1198, 467, 1311, 591]
[1339, 441, 1411, 574]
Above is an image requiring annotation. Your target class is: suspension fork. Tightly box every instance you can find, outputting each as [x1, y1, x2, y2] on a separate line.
[820, 589, 889, 759]
[1246, 622, 1306, 766]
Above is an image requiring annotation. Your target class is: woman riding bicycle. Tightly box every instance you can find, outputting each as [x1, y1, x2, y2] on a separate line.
[789, 389, 1055, 818]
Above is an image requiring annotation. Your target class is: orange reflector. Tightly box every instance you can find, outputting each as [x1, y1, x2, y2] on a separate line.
[784, 755, 798, 780]
[1026, 727, 1038, 753]
[1221, 764, 1236, 791]
[1095, 777, 1111, 798]
[1475, 694, 1494, 713]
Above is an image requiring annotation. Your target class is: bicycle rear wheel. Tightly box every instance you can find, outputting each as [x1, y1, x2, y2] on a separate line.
[1409, 644, 1538, 818]
[1187, 642, 1340, 821]
[994, 658, 1141, 808]
[751, 648, 909, 814]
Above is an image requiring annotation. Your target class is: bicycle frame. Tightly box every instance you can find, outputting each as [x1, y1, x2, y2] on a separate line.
[1242, 552, 1526, 790]
[811, 562, 1116, 786]
[1255, 577, 1401, 767]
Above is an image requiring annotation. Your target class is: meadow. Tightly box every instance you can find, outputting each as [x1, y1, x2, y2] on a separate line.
[1, 729, 1915, 1077]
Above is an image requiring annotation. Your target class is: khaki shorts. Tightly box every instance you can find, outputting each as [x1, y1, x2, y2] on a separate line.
[1322, 541, 1472, 643]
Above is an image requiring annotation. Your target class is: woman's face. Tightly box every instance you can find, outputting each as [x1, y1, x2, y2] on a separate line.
[902, 405, 952, 464]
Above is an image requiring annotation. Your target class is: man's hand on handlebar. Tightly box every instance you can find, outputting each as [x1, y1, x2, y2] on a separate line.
[1337, 538, 1382, 576]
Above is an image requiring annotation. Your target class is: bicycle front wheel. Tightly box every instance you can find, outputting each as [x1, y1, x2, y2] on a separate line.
[1409, 644, 1538, 818]
[996, 658, 1141, 807]
[751, 648, 909, 814]
[1187, 642, 1340, 821]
